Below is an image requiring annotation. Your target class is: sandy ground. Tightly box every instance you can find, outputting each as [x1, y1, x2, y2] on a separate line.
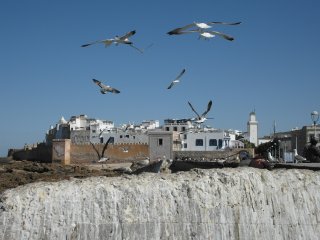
[0, 158, 131, 193]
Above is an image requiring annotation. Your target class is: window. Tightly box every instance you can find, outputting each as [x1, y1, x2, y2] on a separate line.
[92, 130, 96, 133]
[182, 127, 186, 132]
[209, 139, 217, 146]
[184, 134, 187, 139]
[158, 138, 163, 146]
[165, 127, 170, 131]
[173, 127, 178, 131]
[218, 139, 223, 149]
[195, 139, 203, 146]
[125, 135, 129, 138]
[184, 143, 187, 148]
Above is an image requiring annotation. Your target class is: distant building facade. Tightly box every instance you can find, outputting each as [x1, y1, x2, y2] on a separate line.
[162, 119, 193, 132]
[46, 114, 158, 145]
[149, 131, 173, 160]
[161, 118, 243, 151]
[273, 125, 320, 156]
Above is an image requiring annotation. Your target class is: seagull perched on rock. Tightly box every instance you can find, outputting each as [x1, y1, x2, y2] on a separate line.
[81, 30, 143, 53]
[188, 100, 213, 124]
[167, 69, 186, 89]
[293, 149, 307, 163]
[92, 79, 120, 94]
[167, 21, 241, 41]
[267, 152, 276, 162]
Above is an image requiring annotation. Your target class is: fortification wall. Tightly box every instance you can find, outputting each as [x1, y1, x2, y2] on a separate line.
[174, 148, 254, 160]
[70, 143, 149, 164]
[11, 141, 253, 165]
[11, 143, 52, 163]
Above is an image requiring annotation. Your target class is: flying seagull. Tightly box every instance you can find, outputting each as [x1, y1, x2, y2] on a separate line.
[92, 79, 120, 94]
[167, 21, 241, 41]
[81, 30, 143, 53]
[167, 69, 186, 89]
[90, 137, 114, 163]
[188, 100, 213, 124]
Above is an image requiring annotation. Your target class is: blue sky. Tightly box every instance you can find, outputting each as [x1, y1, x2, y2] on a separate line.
[1, 0, 320, 156]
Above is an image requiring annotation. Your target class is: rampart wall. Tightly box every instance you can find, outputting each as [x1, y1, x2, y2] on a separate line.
[70, 143, 149, 164]
[173, 148, 254, 160]
[11, 141, 254, 165]
[11, 143, 52, 163]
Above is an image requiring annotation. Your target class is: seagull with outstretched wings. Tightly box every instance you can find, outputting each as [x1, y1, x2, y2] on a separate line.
[167, 69, 186, 89]
[188, 100, 213, 124]
[81, 30, 143, 53]
[167, 21, 241, 41]
[90, 137, 114, 162]
[92, 79, 120, 94]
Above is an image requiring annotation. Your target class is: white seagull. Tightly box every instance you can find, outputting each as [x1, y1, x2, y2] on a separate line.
[81, 30, 143, 53]
[267, 152, 276, 162]
[92, 79, 120, 94]
[90, 137, 114, 163]
[293, 149, 307, 163]
[167, 21, 241, 41]
[121, 146, 129, 153]
[167, 69, 186, 89]
[188, 100, 213, 124]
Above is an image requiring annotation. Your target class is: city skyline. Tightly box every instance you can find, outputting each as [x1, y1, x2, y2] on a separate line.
[1, 0, 320, 156]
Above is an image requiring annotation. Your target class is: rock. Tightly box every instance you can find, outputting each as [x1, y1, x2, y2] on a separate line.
[1, 168, 320, 240]
[131, 159, 167, 174]
[130, 158, 150, 172]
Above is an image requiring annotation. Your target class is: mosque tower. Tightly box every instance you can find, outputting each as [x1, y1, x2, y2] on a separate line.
[247, 111, 258, 146]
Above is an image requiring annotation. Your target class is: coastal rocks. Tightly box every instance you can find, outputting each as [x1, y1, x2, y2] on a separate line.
[1, 168, 320, 240]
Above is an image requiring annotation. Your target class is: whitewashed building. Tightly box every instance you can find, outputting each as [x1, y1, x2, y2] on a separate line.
[180, 129, 239, 151]
[162, 119, 193, 132]
[47, 114, 115, 144]
[69, 114, 114, 132]
[141, 120, 160, 129]
[161, 118, 244, 151]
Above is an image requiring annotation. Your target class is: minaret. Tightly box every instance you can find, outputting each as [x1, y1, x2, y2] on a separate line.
[247, 111, 258, 146]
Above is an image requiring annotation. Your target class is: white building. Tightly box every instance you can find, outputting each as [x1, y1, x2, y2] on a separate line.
[162, 119, 194, 132]
[161, 118, 244, 151]
[141, 120, 160, 130]
[69, 114, 114, 132]
[180, 129, 238, 151]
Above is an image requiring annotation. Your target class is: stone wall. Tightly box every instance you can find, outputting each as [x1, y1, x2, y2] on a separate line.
[11, 141, 253, 165]
[173, 148, 254, 160]
[70, 143, 149, 164]
[52, 139, 71, 165]
[11, 143, 51, 163]
[148, 131, 173, 160]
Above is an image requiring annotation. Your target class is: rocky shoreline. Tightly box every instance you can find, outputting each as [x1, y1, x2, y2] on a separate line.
[0, 158, 121, 193]
[1, 167, 320, 240]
